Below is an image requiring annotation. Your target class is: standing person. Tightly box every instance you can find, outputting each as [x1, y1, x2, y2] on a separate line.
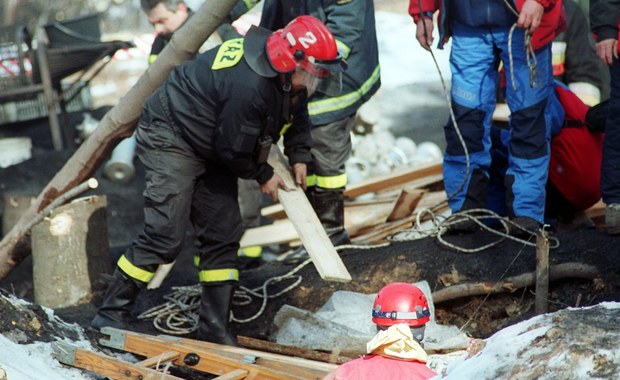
[591, 0, 620, 234]
[552, 0, 603, 106]
[138, 0, 262, 265]
[142, 0, 192, 64]
[244, 0, 381, 263]
[324, 283, 437, 380]
[90, 16, 347, 346]
[409, 0, 565, 235]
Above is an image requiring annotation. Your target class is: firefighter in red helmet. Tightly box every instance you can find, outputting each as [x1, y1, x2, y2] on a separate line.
[91, 16, 346, 346]
[325, 283, 437, 379]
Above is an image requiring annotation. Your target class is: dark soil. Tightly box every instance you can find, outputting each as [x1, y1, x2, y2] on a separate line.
[1, 117, 619, 350]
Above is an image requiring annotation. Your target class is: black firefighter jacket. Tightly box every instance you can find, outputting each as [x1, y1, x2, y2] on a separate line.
[142, 36, 312, 184]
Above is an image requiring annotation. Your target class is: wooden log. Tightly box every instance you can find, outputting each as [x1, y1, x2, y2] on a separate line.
[431, 262, 599, 304]
[212, 369, 249, 380]
[267, 146, 351, 282]
[32, 195, 112, 308]
[535, 228, 550, 314]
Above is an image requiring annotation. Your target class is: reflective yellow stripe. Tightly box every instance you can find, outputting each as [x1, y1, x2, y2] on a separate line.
[336, 40, 351, 59]
[280, 122, 292, 136]
[117, 255, 154, 283]
[148, 54, 158, 64]
[193, 255, 200, 268]
[212, 38, 244, 70]
[199, 268, 239, 283]
[308, 64, 380, 116]
[307, 174, 317, 187]
[238, 246, 262, 258]
[316, 173, 347, 189]
[243, 0, 261, 9]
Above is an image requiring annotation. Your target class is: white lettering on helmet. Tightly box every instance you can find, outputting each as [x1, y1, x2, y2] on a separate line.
[298, 32, 317, 49]
[285, 31, 318, 50]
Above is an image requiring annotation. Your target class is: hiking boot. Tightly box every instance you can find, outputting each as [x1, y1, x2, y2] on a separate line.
[606, 203, 620, 235]
[509, 216, 540, 238]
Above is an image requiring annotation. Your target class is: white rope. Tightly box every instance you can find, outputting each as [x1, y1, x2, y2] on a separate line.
[137, 244, 382, 334]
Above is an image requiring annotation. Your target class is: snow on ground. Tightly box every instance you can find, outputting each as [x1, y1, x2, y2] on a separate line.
[0, 336, 95, 380]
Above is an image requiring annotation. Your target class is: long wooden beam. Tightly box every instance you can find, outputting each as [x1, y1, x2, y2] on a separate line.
[267, 146, 351, 282]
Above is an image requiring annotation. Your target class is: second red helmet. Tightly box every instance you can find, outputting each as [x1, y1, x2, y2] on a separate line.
[371, 282, 431, 327]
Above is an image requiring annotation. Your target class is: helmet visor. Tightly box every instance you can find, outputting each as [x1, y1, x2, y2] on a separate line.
[299, 55, 347, 96]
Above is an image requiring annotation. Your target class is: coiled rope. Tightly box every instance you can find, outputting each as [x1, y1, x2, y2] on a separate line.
[138, 243, 387, 334]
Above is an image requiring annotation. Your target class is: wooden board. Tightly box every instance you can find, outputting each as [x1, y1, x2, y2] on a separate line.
[99, 327, 335, 379]
[267, 146, 351, 282]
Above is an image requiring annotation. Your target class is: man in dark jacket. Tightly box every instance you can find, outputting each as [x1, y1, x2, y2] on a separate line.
[591, 0, 620, 234]
[91, 15, 347, 346]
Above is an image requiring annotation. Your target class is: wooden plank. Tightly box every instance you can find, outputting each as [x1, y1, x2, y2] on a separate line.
[351, 191, 448, 244]
[237, 336, 352, 366]
[386, 188, 426, 221]
[344, 160, 442, 199]
[53, 342, 184, 380]
[100, 327, 332, 380]
[261, 168, 443, 220]
[267, 146, 351, 282]
[240, 220, 298, 248]
[242, 201, 396, 248]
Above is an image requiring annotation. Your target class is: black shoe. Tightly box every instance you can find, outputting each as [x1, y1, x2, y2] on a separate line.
[197, 283, 239, 346]
[509, 216, 540, 238]
[90, 269, 141, 331]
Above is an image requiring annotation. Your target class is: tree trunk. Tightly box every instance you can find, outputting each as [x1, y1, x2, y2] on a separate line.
[0, 0, 239, 280]
[32, 195, 110, 308]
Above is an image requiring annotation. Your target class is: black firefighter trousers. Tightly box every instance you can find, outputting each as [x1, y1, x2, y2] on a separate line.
[118, 115, 242, 286]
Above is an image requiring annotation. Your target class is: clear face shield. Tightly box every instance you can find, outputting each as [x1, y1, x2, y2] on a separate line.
[298, 56, 346, 97]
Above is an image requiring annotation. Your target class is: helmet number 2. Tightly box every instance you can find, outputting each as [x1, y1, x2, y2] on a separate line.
[286, 31, 317, 50]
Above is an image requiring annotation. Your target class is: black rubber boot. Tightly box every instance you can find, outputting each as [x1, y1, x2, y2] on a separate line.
[196, 283, 239, 346]
[282, 188, 350, 264]
[90, 269, 141, 331]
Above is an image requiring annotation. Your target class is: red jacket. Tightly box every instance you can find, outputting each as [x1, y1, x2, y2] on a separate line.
[323, 355, 437, 380]
[409, 0, 565, 50]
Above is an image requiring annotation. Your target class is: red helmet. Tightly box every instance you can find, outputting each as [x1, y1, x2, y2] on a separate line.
[372, 283, 431, 327]
[266, 15, 347, 76]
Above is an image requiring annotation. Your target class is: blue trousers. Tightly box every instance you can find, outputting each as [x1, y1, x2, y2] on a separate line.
[443, 24, 554, 223]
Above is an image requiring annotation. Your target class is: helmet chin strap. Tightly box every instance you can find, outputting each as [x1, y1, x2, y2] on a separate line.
[281, 72, 293, 123]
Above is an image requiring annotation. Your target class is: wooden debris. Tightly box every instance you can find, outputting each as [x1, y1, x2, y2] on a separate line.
[242, 162, 446, 249]
[431, 262, 599, 304]
[268, 146, 351, 282]
[53, 342, 184, 379]
[54, 329, 340, 379]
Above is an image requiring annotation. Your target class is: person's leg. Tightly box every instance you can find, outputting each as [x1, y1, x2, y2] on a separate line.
[442, 25, 498, 230]
[192, 164, 241, 345]
[499, 28, 553, 233]
[601, 59, 620, 234]
[236, 178, 264, 266]
[92, 117, 203, 330]
[307, 114, 355, 244]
